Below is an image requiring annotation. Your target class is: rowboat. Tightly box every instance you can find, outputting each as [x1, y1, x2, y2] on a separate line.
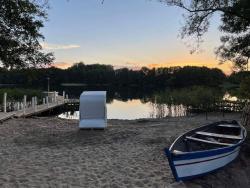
[165, 120, 247, 181]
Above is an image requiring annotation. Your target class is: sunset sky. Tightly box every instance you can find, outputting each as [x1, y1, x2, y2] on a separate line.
[41, 0, 233, 74]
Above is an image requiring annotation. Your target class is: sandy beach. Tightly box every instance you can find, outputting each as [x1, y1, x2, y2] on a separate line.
[0, 113, 249, 188]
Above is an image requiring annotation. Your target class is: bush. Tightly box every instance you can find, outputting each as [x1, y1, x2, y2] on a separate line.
[0, 88, 43, 103]
[239, 77, 250, 99]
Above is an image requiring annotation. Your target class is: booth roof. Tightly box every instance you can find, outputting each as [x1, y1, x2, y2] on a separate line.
[81, 91, 106, 96]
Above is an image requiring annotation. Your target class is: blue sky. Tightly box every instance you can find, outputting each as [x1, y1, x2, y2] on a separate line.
[41, 0, 232, 73]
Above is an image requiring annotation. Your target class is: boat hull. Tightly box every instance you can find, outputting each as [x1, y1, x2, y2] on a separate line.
[165, 145, 241, 181]
[164, 120, 247, 181]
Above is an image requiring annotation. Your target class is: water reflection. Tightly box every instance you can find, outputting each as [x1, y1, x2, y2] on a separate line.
[58, 99, 188, 120]
[149, 104, 187, 118]
[223, 92, 238, 102]
[58, 111, 80, 120]
[58, 86, 245, 120]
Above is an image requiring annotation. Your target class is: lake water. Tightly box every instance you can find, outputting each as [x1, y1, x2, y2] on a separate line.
[57, 86, 242, 120]
[58, 99, 187, 120]
[1, 85, 242, 120]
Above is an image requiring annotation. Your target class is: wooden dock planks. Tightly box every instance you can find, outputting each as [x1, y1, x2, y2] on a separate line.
[0, 112, 16, 122]
[15, 101, 65, 118]
[1, 97, 65, 121]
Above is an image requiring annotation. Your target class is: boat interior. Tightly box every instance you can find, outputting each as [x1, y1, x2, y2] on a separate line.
[171, 121, 243, 154]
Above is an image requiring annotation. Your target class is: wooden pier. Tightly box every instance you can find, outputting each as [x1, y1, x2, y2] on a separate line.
[0, 112, 16, 122]
[15, 99, 65, 118]
[0, 93, 66, 122]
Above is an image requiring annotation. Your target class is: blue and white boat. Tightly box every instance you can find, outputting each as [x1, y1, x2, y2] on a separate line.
[165, 120, 247, 181]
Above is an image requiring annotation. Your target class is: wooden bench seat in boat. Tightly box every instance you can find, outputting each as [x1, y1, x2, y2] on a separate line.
[185, 136, 233, 146]
[195, 131, 242, 140]
[217, 124, 240, 128]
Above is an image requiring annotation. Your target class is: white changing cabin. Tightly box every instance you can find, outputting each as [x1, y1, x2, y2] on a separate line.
[79, 91, 107, 129]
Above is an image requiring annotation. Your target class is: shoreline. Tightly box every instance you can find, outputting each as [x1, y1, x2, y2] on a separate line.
[0, 113, 249, 187]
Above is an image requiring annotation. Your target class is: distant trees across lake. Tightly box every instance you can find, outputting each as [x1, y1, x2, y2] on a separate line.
[0, 63, 225, 87]
[0, 62, 249, 90]
[0, 62, 249, 115]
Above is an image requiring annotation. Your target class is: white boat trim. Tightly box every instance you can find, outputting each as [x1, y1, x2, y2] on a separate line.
[174, 146, 240, 165]
[175, 147, 240, 178]
[217, 124, 240, 128]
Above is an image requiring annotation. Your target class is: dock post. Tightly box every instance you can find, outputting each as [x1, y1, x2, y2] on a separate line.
[63, 91, 65, 100]
[23, 95, 27, 114]
[46, 96, 49, 108]
[54, 91, 57, 103]
[32, 97, 35, 109]
[34, 97, 37, 112]
[43, 98, 45, 105]
[17, 102, 20, 111]
[3, 93, 7, 113]
[66, 94, 69, 99]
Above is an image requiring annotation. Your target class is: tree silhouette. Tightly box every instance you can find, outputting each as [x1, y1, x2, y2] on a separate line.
[162, 0, 250, 69]
[0, 0, 54, 69]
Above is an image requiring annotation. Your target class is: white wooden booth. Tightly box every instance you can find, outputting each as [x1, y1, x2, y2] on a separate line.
[79, 91, 107, 129]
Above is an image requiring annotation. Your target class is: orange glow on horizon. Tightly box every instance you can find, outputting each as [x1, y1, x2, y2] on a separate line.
[52, 62, 72, 69]
[52, 59, 233, 75]
[146, 60, 233, 75]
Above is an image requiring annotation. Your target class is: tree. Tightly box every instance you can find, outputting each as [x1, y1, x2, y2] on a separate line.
[0, 0, 54, 69]
[161, 0, 250, 69]
[216, 33, 250, 71]
[168, 66, 226, 87]
[239, 77, 250, 99]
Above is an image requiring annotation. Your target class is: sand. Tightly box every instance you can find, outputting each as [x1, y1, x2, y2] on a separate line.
[0, 113, 249, 188]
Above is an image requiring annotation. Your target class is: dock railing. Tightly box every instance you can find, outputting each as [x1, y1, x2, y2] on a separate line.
[0, 91, 66, 121]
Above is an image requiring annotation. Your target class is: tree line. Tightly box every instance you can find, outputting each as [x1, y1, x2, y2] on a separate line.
[0, 62, 236, 89]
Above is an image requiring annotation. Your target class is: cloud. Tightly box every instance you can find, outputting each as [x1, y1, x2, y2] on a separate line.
[41, 42, 80, 50]
[125, 62, 138, 66]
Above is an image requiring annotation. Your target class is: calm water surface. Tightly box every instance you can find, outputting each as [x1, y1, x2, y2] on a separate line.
[58, 99, 187, 120]
[57, 86, 244, 120]
[0, 85, 244, 120]
[2, 85, 240, 120]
